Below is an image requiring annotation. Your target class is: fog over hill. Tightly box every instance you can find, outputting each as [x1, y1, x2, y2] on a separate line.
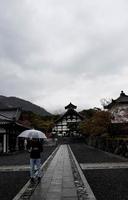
[0, 95, 51, 116]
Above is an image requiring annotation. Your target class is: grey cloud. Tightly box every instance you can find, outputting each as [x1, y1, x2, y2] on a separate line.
[0, 0, 128, 111]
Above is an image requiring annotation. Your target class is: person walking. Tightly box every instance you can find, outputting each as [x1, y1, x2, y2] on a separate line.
[27, 138, 43, 183]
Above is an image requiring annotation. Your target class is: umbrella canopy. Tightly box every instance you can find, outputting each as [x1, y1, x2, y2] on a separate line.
[18, 129, 47, 139]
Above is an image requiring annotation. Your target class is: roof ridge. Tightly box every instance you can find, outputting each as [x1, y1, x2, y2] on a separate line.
[0, 113, 12, 121]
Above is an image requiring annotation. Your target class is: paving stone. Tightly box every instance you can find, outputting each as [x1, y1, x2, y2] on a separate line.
[63, 177, 74, 182]
[48, 186, 62, 193]
[46, 191, 61, 199]
[30, 193, 46, 200]
[51, 179, 62, 184]
[30, 145, 78, 200]
[62, 188, 77, 197]
[62, 198, 78, 200]
[63, 181, 75, 188]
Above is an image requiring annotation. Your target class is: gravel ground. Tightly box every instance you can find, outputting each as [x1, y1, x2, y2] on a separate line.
[0, 171, 29, 200]
[70, 143, 128, 200]
[0, 145, 56, 200]
[83, 169, 128, 200]
[70, 143, 127, 163]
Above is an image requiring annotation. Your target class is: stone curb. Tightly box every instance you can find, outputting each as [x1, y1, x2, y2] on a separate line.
[68, 145, 97, 200]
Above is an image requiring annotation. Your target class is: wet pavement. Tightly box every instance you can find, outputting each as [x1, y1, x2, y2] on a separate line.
[30, 145, 78, 200]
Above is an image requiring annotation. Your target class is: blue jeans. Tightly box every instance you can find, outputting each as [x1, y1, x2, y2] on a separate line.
[30, 158, 42, 178]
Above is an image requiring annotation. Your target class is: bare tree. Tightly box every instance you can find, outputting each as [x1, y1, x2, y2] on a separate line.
[100, 98, 112, 108]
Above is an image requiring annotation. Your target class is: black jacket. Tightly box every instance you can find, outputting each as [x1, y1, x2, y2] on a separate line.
[27, 140, 43, 159]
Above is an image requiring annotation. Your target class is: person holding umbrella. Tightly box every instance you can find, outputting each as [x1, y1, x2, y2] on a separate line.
[18, 129, 47, 183]
[27, 137, 43, 183]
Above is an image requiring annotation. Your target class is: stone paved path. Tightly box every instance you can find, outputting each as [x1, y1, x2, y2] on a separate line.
[30, 145, 78, 200]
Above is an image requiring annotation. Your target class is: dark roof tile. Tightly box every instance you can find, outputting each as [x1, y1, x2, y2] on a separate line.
[105, 91, 128, 109]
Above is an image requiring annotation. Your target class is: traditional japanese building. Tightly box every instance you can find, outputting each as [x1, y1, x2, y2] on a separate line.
[0, 108, 30, 153]
[52, 103, 84, 136]
[104, 91, 128, 134]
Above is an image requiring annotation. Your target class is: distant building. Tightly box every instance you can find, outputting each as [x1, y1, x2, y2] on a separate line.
[52, 103, 84, 136]
[104, 91, 128, 135]
[0, 108, 31, 153]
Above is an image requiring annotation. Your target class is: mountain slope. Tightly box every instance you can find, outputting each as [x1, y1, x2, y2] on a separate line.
[0, 95, 51, 116]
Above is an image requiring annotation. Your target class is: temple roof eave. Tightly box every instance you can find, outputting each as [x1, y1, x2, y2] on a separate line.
[65, 102, 77, 110]
[54, 109, 84, 124]
[104, 91, 128, 109]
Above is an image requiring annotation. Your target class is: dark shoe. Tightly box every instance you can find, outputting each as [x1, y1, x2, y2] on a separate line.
[37, 177, 41, 182]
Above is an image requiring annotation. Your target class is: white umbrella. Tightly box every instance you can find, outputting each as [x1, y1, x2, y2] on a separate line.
[18, 129, 47, 139]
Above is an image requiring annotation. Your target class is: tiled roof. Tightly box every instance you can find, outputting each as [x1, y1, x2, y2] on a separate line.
[55, 108, 84, 123]
[0, 108, 30, 129]
[0, 107, 21, 121]
[0, 107, 23, 126]
[105, 91, 128, 109]
[0, 114, 12, 121]
[65, 102, 77, 110]
[115, 91, 128, 103]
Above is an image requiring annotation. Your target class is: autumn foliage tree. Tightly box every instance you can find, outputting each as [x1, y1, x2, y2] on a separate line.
[80, 110, 111, 136]
[21, 111, 59, 137]
[26, 112, 60, 137]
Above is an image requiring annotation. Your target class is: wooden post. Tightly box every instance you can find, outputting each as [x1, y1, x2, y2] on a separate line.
[3, 134, 8, 153]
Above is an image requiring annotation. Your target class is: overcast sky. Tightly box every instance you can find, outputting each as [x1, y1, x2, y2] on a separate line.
[0, 0, 128, 114]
